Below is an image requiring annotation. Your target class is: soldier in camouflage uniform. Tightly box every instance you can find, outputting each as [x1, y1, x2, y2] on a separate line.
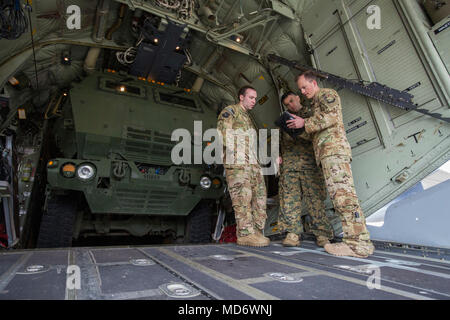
[287, 71, 374, 258]
[277, 92, 334, 247]
[217, 86, 269, 247]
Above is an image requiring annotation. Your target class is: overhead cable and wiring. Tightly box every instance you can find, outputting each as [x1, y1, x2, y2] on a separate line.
[155, 0, 195, 20]
[116, 35, 144, 65]
[175, 48, 192, 87]
[24, 0, 39, 93]
[0, 0, 28, 40]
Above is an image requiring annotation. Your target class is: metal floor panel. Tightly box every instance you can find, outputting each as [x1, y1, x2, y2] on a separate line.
[250, 275, 406, 300]
[0, 241, 449, 300]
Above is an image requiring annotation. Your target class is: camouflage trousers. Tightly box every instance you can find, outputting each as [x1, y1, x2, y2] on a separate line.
[278, 168, 334, 239]
[321, 155, 373, 255]
[225, 165, 267, 237]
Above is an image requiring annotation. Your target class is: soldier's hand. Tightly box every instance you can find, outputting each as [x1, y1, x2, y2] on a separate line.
[286, 114, 305, 129]
[277, 156, 282, 165]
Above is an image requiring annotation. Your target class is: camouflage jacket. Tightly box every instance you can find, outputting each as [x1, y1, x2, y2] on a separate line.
[217, 103, 259, 169]
[304, 88, 352, 165]
[280, 108, 317, 171]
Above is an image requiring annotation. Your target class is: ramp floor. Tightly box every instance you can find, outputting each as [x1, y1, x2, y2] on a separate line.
[0, 240, 449, 300]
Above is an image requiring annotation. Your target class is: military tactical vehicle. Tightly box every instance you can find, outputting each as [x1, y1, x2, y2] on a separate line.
[37, 71, 226, 246]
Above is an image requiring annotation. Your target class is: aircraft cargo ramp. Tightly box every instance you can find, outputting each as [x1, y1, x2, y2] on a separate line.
[0, 240, 449, 300]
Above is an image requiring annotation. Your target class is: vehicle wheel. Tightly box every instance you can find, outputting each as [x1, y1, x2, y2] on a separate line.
[36, 194, 77, 248]
[185, 201, 213, 244]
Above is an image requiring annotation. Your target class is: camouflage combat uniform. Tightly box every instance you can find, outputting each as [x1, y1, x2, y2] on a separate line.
[217, 104, 267, 237]
[277, 108, 334, 240]
[304, 88, 373, 256]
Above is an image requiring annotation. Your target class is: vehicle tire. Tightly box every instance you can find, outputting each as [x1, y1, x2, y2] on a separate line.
[36, 194, 77, 248]
[185, 201, 213, 244]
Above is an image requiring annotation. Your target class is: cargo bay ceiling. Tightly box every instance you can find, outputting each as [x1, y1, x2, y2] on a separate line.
[0, 0, 317, 111]
[0, 0, 449, 217]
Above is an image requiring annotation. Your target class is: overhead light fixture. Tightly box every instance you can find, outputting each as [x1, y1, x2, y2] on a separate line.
[61, 50, 71, 65]
[18, 108, 26, 120]
[153, 38, 159, 44]
[230, 35, 244, 43]
[61, 87, 70, 98]
[8, 76, 19, 86]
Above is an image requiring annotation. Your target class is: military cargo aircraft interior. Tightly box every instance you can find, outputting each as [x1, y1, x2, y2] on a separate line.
[0, 0, 449, 300]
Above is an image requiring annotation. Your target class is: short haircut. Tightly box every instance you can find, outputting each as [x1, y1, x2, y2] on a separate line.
[280, 91, 297, 105]
[238, 85, 256, 99]
[296, 70, 317, 83]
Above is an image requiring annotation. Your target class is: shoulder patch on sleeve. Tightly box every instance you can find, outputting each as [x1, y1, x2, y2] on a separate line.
[326, 95, 335, 103]
[320, 91, 337, 105]
[226, 107, 235, 116]
[220, 107, 235, 119]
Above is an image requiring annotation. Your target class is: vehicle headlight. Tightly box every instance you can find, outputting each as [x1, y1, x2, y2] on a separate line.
[212, 177, 222, 189]
[199, 176, 212, 189]
[77, 163, 96, 180]
[61, 163, 76, 178]
[47, 160, 58, 168]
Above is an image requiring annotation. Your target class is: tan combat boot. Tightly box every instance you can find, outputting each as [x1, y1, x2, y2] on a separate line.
[324, 242, 368, 258]
[316, 236, 330, 247]
[237, 233, 269, 247]
[282, 233, 300, 247]
[255, 229, 270, 246]
[353, 242, 375, 257]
